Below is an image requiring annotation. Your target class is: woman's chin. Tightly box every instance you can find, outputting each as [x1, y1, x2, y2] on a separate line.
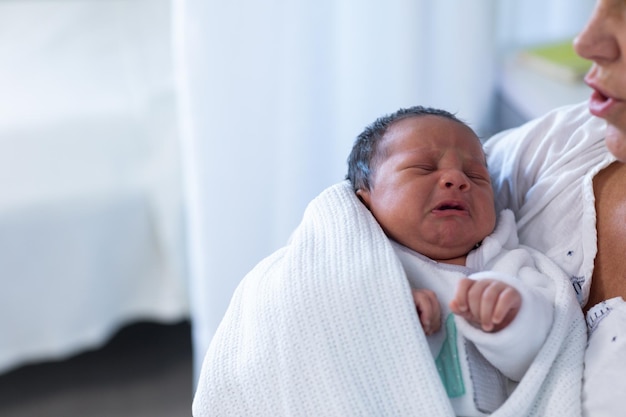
[606, 124, 626, 162]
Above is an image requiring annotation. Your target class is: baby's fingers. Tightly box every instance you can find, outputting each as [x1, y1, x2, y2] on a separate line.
[412, 289, 441, 335]
[477, 282, 521, 332]
[491, 287, 521, 330]
[450, 278, 474, 315]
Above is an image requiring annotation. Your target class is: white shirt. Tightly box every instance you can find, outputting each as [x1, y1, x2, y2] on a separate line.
[484, 101, 610, 307]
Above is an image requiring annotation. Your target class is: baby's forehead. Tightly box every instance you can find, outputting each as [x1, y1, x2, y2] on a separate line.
[399, 146, 488, 170]
[381, 116, 485, 158]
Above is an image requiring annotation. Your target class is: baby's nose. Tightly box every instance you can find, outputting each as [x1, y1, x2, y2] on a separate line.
[440, 171, 469, 190]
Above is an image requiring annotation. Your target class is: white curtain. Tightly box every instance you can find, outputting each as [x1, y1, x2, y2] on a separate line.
[173, 0, 593, 381]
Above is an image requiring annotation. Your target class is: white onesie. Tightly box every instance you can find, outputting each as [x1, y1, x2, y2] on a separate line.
[392, 210, 555, 417]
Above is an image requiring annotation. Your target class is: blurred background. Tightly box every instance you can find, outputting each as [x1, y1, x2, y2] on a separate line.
[0, 0, 593, 415]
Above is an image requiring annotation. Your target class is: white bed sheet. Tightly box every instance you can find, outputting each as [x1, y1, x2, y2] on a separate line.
[0, 0, 189, 374]
[0, 115, 189, 374]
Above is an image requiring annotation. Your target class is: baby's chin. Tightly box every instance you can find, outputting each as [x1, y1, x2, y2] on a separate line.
[606, 124, 626, 163]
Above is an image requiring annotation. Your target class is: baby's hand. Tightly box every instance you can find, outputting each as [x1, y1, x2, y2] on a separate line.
[411, 288, 441, 335]
[449, 278, 521, 333]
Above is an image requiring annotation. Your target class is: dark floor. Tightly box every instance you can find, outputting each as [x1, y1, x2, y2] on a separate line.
[0, 320, 193, 417]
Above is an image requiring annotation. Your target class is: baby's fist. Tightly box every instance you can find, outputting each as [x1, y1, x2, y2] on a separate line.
[450, 278, 521, 332]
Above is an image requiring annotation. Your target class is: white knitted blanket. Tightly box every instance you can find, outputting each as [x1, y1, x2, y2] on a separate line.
[192, 181, 587, 417]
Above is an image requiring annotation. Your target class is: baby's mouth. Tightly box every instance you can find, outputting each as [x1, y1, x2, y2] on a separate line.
[433, 201, 468, 212]
[438, 204, 463, 210]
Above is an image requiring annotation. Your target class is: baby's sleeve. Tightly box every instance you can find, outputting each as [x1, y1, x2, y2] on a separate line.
[455, 268, 554, 381]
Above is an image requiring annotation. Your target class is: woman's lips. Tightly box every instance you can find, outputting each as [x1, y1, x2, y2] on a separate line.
[588, 88, 617, 118]
[586, 78, 622, 118]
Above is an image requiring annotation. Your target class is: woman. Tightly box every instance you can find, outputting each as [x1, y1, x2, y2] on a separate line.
[485, 0, 626, 415]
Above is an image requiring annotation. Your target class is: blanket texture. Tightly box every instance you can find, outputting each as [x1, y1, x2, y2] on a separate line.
[193, 181, 587, 417]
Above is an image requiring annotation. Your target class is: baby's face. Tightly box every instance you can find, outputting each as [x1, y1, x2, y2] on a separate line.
[358, 115, 496, 264]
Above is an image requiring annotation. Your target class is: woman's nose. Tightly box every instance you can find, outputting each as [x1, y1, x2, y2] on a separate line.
[439, 171, 469, 190]
[573, 2, 620, 64]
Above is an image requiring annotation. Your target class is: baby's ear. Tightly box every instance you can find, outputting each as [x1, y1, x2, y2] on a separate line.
[355, 188, 372, 209]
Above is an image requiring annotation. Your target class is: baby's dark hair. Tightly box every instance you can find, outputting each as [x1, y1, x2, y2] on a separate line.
[346, 105, 468, 192]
